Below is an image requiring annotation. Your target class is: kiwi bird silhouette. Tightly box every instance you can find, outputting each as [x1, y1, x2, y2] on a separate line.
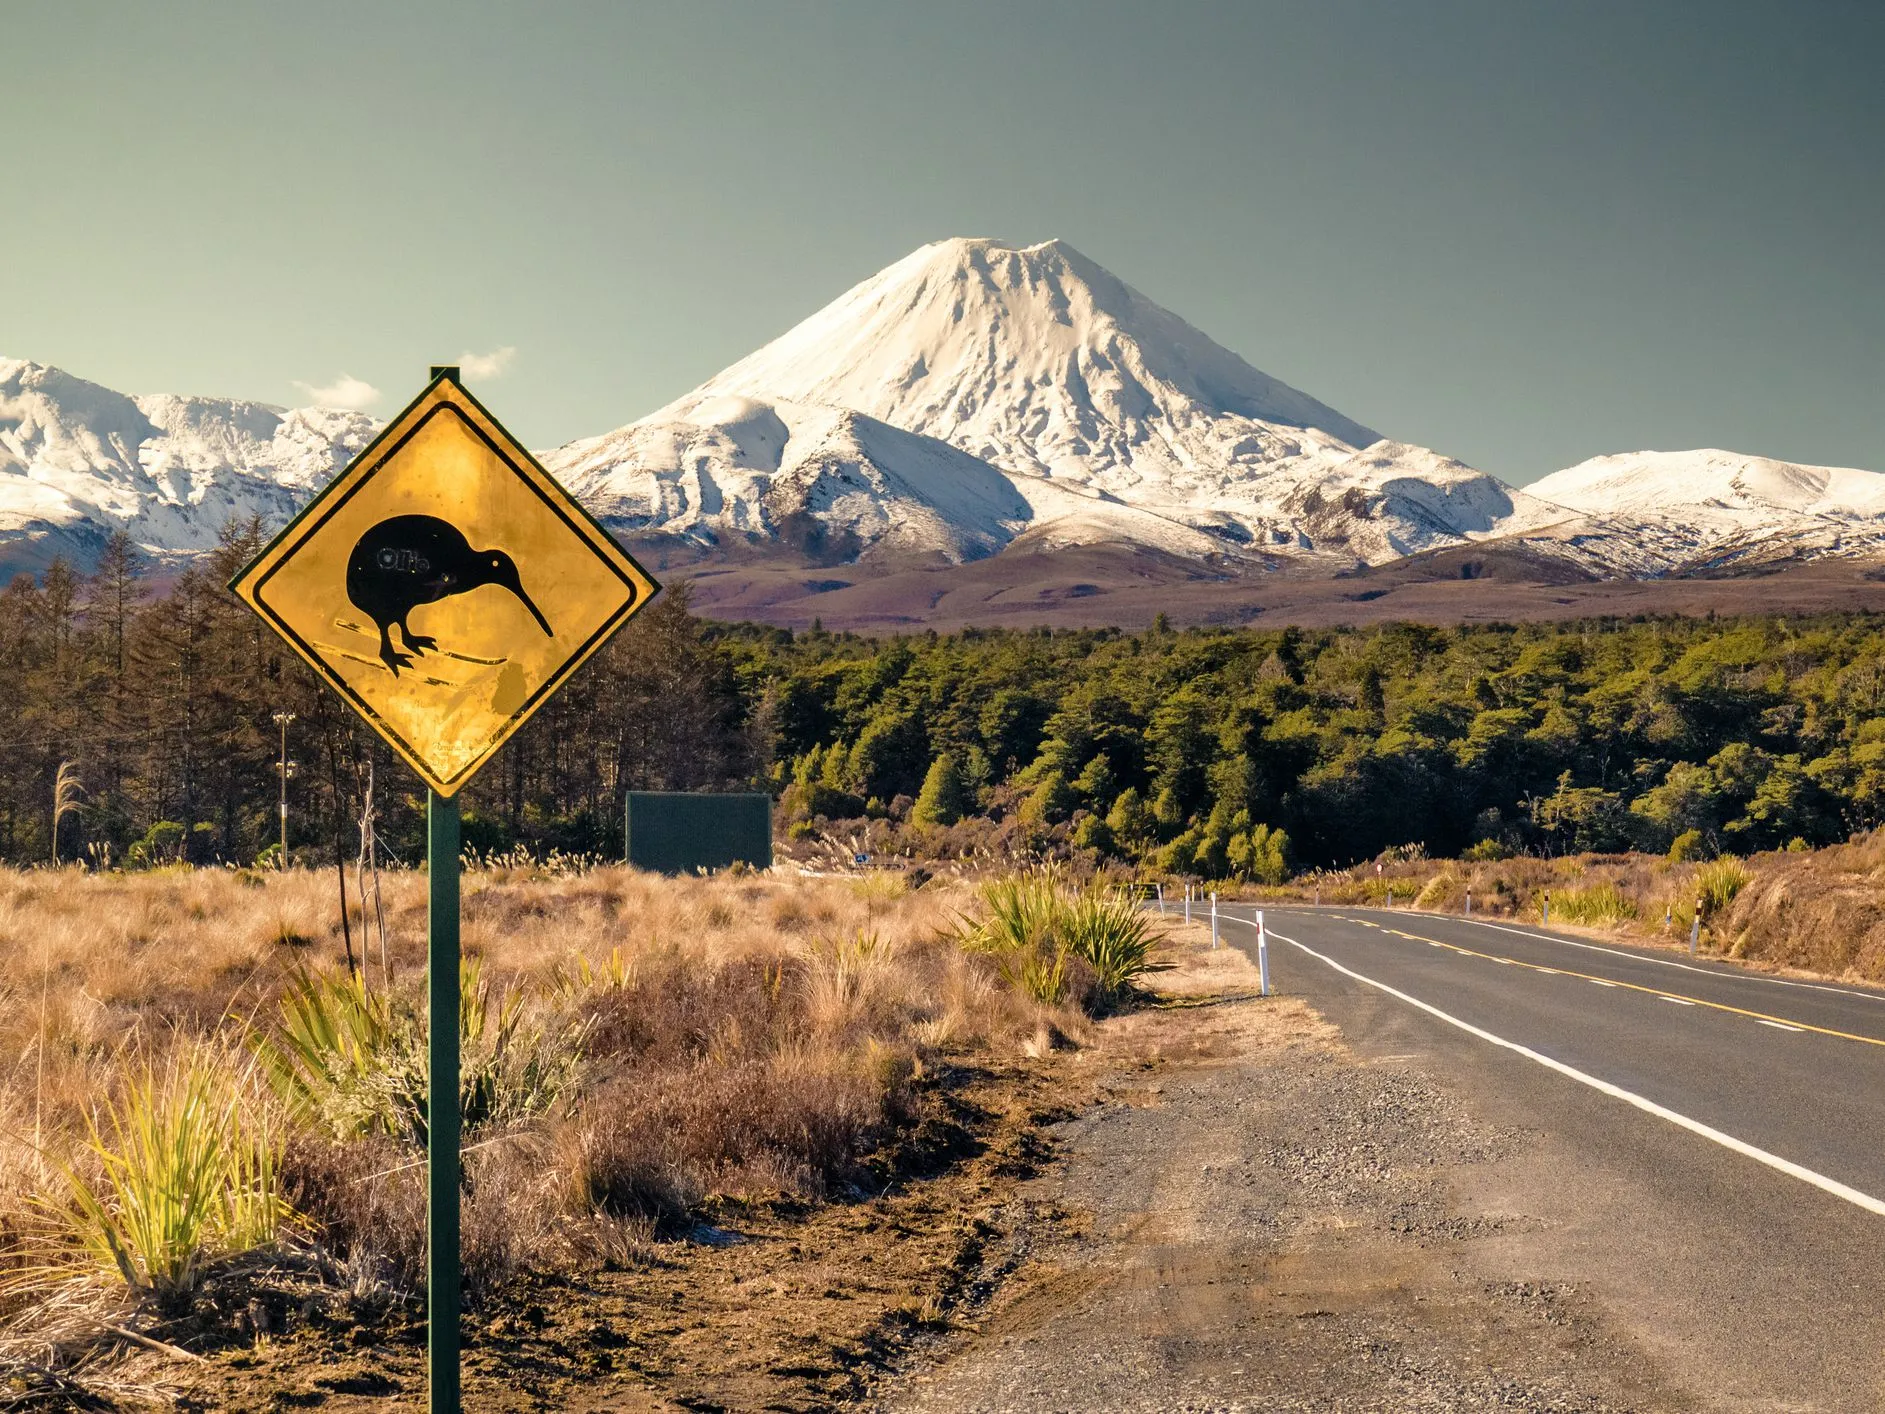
[346, 515, 552, 676]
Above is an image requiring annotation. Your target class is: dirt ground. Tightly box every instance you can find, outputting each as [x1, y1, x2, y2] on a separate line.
[176, 1055, 1068, 1414]
[175, 927, 1686, 1412]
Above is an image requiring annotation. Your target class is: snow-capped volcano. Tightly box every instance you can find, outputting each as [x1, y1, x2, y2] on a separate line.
[683, 237, 1380, 482]
[547, 237, 1571, 564]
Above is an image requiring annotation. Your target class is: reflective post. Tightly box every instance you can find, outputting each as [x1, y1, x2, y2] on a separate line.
[428, 792, 461, 1414]
[1257, 909, 1270, 997]
[1690, 898, 1702, 956]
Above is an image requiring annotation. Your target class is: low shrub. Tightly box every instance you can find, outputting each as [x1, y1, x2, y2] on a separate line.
[1668, 829, 1705, 862]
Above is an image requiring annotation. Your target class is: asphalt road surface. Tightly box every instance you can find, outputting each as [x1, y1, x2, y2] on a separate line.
[1209, 902, 1885, 1411]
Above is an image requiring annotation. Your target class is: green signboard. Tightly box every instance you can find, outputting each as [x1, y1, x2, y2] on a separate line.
[626, 791, 773, 874]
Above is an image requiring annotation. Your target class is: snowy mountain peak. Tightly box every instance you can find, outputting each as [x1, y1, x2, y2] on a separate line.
[679, 235, 1380, 483]
[1529, 449, 1885, 524]
[0, 359, 157, 484]
[0, 358, 378, 567]
[9, 240, 1885, 590]
[547, 237, 1466, 564]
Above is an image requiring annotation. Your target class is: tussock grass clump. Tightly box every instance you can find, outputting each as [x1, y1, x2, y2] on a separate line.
[1693, 857, 1753, 916]
[1547, 883, 1638, 926]
[959, 873, 1160, 1011]
[254, 959, 587, 1144]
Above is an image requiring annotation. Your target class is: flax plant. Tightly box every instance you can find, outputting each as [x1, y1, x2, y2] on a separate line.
[57, 1049, 289, 1308]
[1056, 891, 1156, 1005]
[253, 959, 587, 1145]
[958, 873, 1158, 1011]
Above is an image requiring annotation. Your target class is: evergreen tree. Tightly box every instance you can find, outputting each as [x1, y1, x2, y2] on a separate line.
[911, 752, 968, 827]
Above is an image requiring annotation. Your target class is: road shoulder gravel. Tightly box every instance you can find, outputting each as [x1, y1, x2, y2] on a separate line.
[870, 930, 1693, 1413]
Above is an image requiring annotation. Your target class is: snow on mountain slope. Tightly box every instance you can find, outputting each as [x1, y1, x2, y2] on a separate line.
[549, 238, 1565, 565]
[1283, 441, 1577, 564]
[1521, 450, 1885, 568]
[684, 236, 1378, 481]
[551, 395, 1035, 562]
[0, 359, 378, 562]
[1531, 450, 1885, 526]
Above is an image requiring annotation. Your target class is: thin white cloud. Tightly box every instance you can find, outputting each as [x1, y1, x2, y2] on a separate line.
[293, 373, 381, 410]
[458, 346, 517, 381]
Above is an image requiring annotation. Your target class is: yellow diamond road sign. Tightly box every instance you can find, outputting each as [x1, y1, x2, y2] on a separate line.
[231, 370, 659, 796]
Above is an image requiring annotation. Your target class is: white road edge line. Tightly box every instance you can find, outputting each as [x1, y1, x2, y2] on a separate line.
[1240, 918, 1885, 1221]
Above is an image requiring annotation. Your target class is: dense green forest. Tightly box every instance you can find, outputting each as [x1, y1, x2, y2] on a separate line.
[6, 529, 1885, 875]
[726, 605, 1885, 873]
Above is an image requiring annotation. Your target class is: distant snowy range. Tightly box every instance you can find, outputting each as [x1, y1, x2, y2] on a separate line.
[7, 237, 1885, 621]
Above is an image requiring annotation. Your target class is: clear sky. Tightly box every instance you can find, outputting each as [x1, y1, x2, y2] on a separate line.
[4, 1, 1880, 483]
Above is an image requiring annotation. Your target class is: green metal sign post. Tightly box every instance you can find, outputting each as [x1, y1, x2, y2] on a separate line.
[427, 792, 462, 1413]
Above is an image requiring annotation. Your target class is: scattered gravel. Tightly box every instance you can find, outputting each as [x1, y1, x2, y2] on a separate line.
[869, 996, 1691, 1413]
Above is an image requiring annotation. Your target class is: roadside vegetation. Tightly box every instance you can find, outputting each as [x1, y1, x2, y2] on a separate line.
[0, 864, 1159, 1403]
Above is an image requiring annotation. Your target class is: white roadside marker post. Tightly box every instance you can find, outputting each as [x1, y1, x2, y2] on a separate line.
[1257, 909, 1270, 997]
[1185, 885, 1191, 925]
[1464, 887, 1472, 917]
[1543, 890, 1551, 926]
[1211, 891, 1219, 948]
[1690, 898, 1702, 956]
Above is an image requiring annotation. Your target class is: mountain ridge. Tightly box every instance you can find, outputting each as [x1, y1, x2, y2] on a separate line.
[5, 238, 1884, 599]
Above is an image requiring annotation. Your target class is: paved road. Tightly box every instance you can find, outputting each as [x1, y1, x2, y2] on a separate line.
[1206, 903, 1885, 1411]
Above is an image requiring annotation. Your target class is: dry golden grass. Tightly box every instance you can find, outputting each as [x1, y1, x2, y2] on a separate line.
[0, 863, 1083, 1396]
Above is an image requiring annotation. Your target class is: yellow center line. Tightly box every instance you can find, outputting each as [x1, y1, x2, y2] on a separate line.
[1327, 914, 1885, 1050]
